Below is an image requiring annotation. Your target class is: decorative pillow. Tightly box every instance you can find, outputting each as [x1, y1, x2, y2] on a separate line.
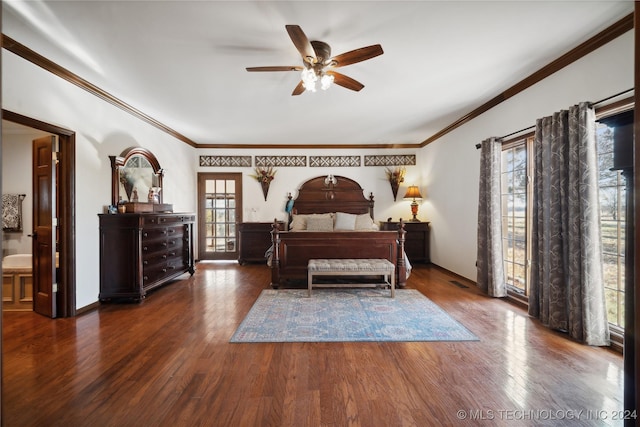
[355, 213, 378, 230]
[290, 213, 333, 231]
[334, 212, 357, 231]
[289, 214, 309, 231]
[305, 216, 334, 231]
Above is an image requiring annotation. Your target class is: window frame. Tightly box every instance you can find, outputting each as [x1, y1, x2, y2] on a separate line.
[500, 135, 534, 303]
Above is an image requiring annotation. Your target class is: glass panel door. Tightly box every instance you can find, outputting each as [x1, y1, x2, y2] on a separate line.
[198, 173, 242, 260]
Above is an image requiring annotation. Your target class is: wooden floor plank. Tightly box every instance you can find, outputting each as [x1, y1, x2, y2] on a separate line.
[2, 263, 624, 426]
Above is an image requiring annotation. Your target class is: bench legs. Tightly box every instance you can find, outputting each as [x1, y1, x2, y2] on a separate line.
[307, 270, 395, 298]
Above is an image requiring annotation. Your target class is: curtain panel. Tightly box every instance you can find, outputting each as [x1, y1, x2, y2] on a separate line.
[529, 102, 609, 346]
[477, 137, 507, 297]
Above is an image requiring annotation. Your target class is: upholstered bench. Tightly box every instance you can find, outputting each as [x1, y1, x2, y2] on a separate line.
[307, 258, 395, 298]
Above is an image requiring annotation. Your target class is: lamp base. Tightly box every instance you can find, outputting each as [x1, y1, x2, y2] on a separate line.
[409, 201, 420, 222]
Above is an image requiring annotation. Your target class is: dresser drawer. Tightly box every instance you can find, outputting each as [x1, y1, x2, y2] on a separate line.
[143, 214, 195, 226]
[142, 227, 170, 241]
[142, 240, 170, 255]
[143, 260, 186, 286]
[167, 255, 188, 271]
[142, 265, 169, 286]
[143, 251, 170, 267]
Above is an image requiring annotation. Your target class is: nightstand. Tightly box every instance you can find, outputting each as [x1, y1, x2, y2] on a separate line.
[380, 221, 430, 264]
[238, 222, 284, 264]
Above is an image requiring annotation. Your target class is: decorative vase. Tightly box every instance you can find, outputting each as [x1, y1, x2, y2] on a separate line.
[260, 181, 270, 201]
[390, 181, 400, 201]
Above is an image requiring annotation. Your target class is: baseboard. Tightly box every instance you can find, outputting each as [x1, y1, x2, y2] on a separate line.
[428, 263, 476, 284]
[76, 301, 100, 315]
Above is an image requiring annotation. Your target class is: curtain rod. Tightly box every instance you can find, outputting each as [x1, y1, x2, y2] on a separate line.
[475, 88, 634, 149]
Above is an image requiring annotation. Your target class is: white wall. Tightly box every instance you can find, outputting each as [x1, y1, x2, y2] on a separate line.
[420, 31, 634, 281]
[2, 51, 197, 309]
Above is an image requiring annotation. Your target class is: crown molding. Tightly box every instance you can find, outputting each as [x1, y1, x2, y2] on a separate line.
[1, 34, 198, 148]
[419, 12, 634, 147]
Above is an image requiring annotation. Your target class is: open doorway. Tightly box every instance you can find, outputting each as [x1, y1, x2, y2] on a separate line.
[2, 110, 76, 318]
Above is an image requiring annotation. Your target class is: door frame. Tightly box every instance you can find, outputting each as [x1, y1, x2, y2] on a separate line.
[2, 110, 76, 317]
[197, 172, 242, 261]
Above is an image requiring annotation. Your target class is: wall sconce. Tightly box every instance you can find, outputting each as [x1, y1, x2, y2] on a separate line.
[403, 185, 423, 222]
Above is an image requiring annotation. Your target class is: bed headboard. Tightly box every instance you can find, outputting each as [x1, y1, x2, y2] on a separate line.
[289, 175, 374, 220]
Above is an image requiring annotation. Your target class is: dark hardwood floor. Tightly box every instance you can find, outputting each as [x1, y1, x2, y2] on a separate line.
[2, 263, 623, 426]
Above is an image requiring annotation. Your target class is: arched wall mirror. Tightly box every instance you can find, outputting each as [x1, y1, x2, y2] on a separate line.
[110, 147, 167, 210]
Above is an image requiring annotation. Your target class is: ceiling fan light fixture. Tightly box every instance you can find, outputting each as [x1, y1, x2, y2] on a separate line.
[301, 67, 333, 92]
[301, 67, 318, 92]
[320, 73, 334, 90]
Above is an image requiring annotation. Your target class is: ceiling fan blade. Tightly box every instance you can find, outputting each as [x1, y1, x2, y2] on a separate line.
[285, 25, 316, 63]
[327, 71, 364, 92]
[330, 44, 383, 68]
[246, 66, 302, 72]
[292, 81, 305, 96]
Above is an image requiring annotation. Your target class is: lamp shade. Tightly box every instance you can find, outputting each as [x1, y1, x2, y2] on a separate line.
[403, 185, 423, 200]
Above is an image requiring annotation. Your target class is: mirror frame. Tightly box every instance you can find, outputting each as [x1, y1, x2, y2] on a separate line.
[109, 147, 164, 206]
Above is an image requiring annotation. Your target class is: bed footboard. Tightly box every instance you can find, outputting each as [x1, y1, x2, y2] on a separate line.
[270, 219, 407, 288]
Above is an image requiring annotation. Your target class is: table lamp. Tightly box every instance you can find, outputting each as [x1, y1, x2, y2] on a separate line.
[403, 185, 423, 221]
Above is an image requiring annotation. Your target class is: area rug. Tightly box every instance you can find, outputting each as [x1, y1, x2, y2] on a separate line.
[230, 289, 478, 343]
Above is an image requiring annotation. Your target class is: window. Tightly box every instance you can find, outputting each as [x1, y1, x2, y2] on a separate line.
[596, 118, 628, 329]
[501, 137, 533, 297]
[498, 105, 632, 336]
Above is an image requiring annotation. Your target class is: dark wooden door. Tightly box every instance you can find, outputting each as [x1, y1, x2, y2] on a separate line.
[32, 135, 57, 318]
[197, 173, 242, 260]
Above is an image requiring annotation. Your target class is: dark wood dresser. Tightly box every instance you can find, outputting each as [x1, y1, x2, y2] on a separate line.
[380, 221, 430, 264]
[98, 213, 195, 301]
[238, 221, 284, 264]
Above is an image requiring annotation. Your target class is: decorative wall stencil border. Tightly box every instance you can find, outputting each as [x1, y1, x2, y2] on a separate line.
[255, 156, 307, 167]
[309, 156, 361, 167]
[199, 156, 252, 167]
[364, 155, 416, 166]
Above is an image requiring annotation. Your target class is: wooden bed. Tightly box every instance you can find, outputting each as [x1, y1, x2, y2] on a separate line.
[269, 175, 407, 288]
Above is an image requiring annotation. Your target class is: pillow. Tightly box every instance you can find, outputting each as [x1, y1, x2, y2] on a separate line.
[289, 214, 309, 231]
[355, 213, 378, 231]
[290, 213, 334, 231]
[334, 212, 357, 231]
[306, 216, 334, 231]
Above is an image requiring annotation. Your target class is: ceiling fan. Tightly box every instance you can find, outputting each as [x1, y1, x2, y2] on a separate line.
[246, 25, 384, 96]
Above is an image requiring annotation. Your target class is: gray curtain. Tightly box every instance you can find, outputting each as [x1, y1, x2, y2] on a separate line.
[477, 137, 507, 297]
[529, 102, 609, 346]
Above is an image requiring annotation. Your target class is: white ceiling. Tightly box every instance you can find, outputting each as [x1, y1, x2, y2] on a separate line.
[2, 1, 634, 147]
